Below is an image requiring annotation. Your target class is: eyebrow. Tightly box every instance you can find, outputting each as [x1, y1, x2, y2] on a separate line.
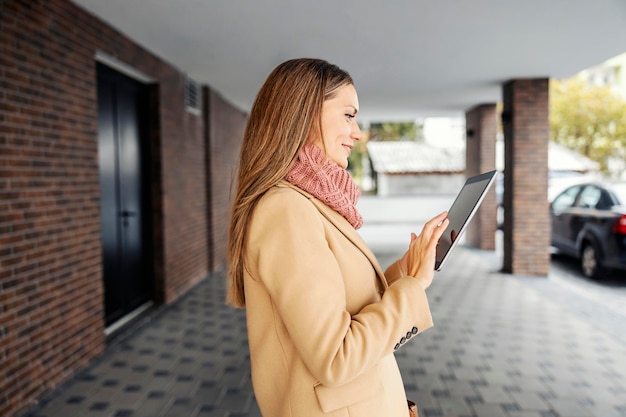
[345, 105, 358, 114]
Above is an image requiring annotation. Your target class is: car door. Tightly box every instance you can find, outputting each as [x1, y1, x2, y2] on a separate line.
[589, 186, 622, 262]
[571, 185, 603, 243]
[550, 185, 582, 255]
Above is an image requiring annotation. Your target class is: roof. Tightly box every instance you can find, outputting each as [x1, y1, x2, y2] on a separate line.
[368, 140, 601, 175]
[366, 141, 465, 174]
[495, 141, 601, 173]
[548, 142, 601, 172]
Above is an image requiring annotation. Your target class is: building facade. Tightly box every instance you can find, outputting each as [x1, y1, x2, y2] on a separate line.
[0, 1, 247, 416]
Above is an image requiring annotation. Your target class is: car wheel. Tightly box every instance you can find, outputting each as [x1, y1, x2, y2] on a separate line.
[581, 242, 604, 279]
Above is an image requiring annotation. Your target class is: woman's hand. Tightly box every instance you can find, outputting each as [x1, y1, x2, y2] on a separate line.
[399, 211, 449, 290]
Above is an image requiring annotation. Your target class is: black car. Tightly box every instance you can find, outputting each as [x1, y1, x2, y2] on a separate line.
[550, 181, 626, 278]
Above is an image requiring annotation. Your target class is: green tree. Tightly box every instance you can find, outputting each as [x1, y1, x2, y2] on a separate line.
[368, 121, 424, 142]
[550, 77, 626, 176]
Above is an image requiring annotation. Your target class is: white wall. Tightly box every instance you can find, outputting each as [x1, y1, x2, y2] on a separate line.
[376, 173, 465, 197]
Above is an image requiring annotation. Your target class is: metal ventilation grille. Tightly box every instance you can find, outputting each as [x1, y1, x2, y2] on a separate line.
[185, 76, 201, 115]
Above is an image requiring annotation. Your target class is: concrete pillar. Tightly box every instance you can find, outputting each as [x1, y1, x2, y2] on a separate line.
[501, 79, 550, 276]
[464, 104, 498, 250]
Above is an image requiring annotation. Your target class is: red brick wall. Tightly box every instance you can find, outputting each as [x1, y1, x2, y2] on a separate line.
[1, 2, 106, 415]
[160, 87, 208, 303]
[0, 1, 245, 415]
[206, 89, 247, 272]
[501, 79, 550, 276]
[465, 104, 498, 250]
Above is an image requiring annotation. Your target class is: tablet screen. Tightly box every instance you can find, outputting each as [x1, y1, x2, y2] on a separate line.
[435, 170, 497, 270]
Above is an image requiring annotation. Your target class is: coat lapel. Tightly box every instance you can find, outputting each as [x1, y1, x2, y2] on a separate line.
[279, 182, 389, 290]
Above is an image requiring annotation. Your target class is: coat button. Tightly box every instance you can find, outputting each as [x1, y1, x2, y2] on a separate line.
[394, 343, 400, 351]
[406, 332, 412, 339]
[400, 337, 406, 344]
[412, 326, 418, 334]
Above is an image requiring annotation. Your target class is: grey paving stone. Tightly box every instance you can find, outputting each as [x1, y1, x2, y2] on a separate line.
[412, 390, 439, 411]
[477, 369, 514, 386]
[476, 384, 513, 404]
[247, 402, 263, 417]
[510, 392, 551, 411]
[443, 380, 479, 398]
[193, 380, 225, 404]
[63, 380, 100, 400]
[142, 376, 176, 394]
[161, 397, 199, 417]
[217, 386, 253, 410]
[546, 397, 594, 417]
[30, 397, 87, 417]
[133, 393, 171, 417]
[437, 396, 473, 416]
[109, 385, 146, 409]
[583, 403, 626, 417]
[507, 412, 546, 417]
[167, 375, 200, 397]
[470, 403, 509, 417]
[451, 366, 484, 383]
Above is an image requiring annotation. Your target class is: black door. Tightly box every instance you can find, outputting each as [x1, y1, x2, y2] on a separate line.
[97, 63, 153, 326]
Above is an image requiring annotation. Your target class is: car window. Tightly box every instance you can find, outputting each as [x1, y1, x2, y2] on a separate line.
[552, 185, 581, 211]
[577, 185, 601, 209]
[595, 190, 614, 210]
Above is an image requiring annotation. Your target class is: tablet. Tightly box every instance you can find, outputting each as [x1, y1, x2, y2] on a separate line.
[435, 170, 497, 271]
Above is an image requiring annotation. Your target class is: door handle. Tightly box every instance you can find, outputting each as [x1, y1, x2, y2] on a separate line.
[120, 210, 137, 218]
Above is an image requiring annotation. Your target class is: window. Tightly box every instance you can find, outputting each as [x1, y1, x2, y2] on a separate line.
[552, 185, 581, 212]
[577, 186, 601, 209]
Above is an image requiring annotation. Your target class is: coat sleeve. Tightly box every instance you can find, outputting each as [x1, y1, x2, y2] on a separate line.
[383, 259, 406, 286]
[247, 188, 433, 387]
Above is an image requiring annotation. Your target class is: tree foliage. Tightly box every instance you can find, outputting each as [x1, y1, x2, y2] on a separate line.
[368, 121, 423, 142]
[550, 77, 626, 176]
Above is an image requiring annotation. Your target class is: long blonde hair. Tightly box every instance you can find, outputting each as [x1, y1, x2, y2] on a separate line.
[227, 58, 353, 307]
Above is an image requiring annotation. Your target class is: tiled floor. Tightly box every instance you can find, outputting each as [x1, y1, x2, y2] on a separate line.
[23, 244, 626, 417]
[22, 195, 626, 416]
[25, 269, 258, 417]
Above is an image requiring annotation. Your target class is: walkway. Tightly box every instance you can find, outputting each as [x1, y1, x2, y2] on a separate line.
[23, 196, 626, 417]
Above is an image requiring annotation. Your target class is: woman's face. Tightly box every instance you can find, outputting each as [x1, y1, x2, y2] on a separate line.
[316, 84, 362, 169]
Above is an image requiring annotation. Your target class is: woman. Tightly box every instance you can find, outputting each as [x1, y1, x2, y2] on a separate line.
[228, 58, 448, 417]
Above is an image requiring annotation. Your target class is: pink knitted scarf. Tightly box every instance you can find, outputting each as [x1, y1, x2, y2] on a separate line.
[285, 144, 363, 229]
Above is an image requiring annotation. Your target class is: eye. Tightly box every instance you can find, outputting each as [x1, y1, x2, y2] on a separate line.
[345, 113, 356, 121]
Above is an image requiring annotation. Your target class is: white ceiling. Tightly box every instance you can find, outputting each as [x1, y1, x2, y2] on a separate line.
[72, 0, 626, 122]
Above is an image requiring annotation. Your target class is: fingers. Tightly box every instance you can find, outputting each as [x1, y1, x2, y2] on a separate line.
[426, 211, 449, 231]
[421, 212, 449, 244]
[408, 212, 448, 251]
[407, 212, 447, 243]
[404, 212, 449, 281]
[432, 217, 449, 242]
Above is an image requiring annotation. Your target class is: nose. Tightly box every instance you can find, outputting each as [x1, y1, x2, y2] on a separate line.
[351, 122, 363, 141]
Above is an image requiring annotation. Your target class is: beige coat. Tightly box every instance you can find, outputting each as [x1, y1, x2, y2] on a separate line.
[244, 182, 434, 417]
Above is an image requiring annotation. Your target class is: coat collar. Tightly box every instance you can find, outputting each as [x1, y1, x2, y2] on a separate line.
[278, 181, 389, 290]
